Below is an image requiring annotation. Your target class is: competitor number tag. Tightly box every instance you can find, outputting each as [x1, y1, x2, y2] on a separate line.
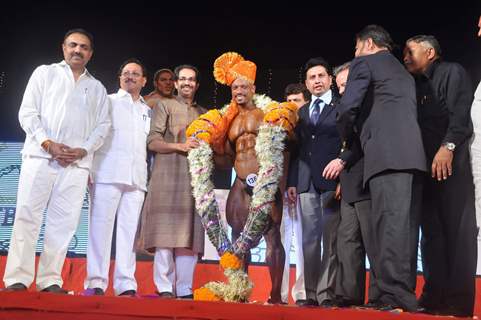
[246, 173, 257, 187]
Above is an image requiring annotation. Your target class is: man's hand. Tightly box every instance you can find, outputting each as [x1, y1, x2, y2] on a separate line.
[287, 187, 297, 204]
[431, 146, 453, 181]
[335, 183, 341, 200]
[322, 158, 345, 180]
[55, 147, 87, 166]
[178, 137, 200, 153]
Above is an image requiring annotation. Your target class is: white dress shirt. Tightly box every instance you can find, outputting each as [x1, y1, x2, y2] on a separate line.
[308, 89, 332, 118]
[91, 89, 151, 191]
[18, 60, 111, 169]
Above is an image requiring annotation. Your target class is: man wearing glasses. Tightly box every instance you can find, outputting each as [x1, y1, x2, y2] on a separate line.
[84, 58, 150, 297]
[136, 65, 206, 299]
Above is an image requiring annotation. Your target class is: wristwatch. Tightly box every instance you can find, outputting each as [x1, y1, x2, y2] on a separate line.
[442, 142, 456, 151]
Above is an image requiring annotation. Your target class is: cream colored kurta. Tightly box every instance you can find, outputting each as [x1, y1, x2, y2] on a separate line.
[136, 96, 206, 253]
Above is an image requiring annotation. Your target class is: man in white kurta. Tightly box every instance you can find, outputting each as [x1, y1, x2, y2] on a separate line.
[280, 85, 308, 304]
[3, 29, 111, 293]
[85, 59, 150, 296]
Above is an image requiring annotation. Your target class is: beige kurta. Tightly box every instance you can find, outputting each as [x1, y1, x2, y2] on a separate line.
[136, 96, 206, 253]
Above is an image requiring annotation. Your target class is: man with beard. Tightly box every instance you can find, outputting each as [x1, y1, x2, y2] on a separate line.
[84, 58, 150, 297]
[144, 68, 175, 108]
[3, 28, 111, 293]
[404, 35, 477, 317]
[136, 65, 205, 299]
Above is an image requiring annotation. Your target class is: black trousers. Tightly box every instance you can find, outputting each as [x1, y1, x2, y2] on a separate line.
[335, 198, 373, 304]
[420, 146, 477, 316]
[368, 171, 422, 312]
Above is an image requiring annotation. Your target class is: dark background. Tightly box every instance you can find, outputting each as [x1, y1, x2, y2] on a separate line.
[1, 1, 480, 143]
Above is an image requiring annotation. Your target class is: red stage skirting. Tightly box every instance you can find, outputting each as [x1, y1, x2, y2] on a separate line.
[0, 256, 479, 319]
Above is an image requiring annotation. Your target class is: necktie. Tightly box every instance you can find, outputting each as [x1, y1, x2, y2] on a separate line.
[310, 98, 322, 124]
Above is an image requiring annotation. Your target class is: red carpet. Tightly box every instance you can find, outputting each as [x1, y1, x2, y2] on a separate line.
[0, 256, 479, 319]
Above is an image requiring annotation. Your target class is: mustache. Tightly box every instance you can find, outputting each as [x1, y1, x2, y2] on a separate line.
[181, 85, 193, 89]
[71, 52, 84, 59]
[124, 79, 136, 83]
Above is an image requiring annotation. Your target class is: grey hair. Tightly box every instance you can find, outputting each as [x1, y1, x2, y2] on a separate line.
[333, 61, 351, 77]
[406, 35, 442, 57]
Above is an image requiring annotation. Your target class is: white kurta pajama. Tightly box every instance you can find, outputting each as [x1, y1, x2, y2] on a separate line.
[85, 89, 150, 295]
[4, 61, 111, 290]
[280, 194, 306, 303]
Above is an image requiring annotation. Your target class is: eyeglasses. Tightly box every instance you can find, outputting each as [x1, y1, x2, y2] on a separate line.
[177, 77, 196, 83]
[121, 72, 142, 78]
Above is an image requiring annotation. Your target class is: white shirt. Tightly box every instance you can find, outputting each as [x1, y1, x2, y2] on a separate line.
[309, 90, 332, 119]
[91, 89, 151, 191]
[18, 60, 111, 169]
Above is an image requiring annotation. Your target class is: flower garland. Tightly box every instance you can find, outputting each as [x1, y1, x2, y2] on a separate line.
[187, 94, 298, 302]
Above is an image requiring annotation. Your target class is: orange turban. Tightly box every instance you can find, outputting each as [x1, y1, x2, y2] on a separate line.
[213, 52, 256, 86]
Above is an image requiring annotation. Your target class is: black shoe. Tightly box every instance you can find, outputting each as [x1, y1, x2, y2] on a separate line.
[178, 294, 193, 299]
[320, 299, 337, 308]
[296, 298, 319, 307]
[335, 298, 361, 308]
[5, 283, 27, 291]
[157, 291, 174, 298]
[266, 297, 287, 305]
[92, 287, 104, 295]
[359, 300, 382, 309]
[119, 290, 136, 297]
[41, 284, 68, 294]
[437, 305, 473, 318]
[295, 299, 307, 306]
[377, 303, 404, 312]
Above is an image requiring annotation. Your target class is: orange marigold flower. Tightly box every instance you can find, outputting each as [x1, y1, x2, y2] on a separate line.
[220, 252, 242, 270]
[263, 101, 299, 133]
[194, 287, 221, 301]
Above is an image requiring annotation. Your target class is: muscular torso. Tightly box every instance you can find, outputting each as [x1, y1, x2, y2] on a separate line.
[228, 107, 264, 179]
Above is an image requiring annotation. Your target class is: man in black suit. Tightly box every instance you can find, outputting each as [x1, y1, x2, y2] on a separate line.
[404, 35, 477, 317]
[323, 61, 374, 307]
[336, 25, 427, 312]
[287, 57, 341, 307]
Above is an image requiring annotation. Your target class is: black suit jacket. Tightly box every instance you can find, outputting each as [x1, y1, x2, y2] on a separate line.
[338, 134, 370, 204]
[414, 59, 473, 161]
[337, 50, 427, 185]
[288, 93, 341, 193]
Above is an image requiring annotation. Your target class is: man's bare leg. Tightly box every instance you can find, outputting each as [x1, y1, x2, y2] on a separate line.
[264, 192, 285, 304]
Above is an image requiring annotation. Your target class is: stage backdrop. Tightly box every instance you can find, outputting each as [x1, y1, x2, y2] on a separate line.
[0, 141, 480, 275]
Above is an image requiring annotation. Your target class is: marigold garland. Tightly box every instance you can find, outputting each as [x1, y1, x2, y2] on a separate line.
[187, 94, 297, 302]
[220, 252, 242, 270]
[193, 287, 222, 302]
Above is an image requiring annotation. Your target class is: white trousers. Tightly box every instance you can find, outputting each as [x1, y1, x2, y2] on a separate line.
[154, 248, 198, 297]
[85, 183, 145, 295]
[280, 194, 306, 302]
[3, 156, 89, 290]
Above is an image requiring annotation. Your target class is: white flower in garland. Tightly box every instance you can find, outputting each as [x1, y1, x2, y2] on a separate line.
[187, 93, 298, 302]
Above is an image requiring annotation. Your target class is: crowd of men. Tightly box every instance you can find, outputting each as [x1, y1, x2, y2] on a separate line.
[2, 19, 481, 318]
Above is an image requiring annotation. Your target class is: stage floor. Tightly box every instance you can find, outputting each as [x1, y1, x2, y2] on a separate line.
[0, 256, 479, 319]
[0, 291, 473, 320]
